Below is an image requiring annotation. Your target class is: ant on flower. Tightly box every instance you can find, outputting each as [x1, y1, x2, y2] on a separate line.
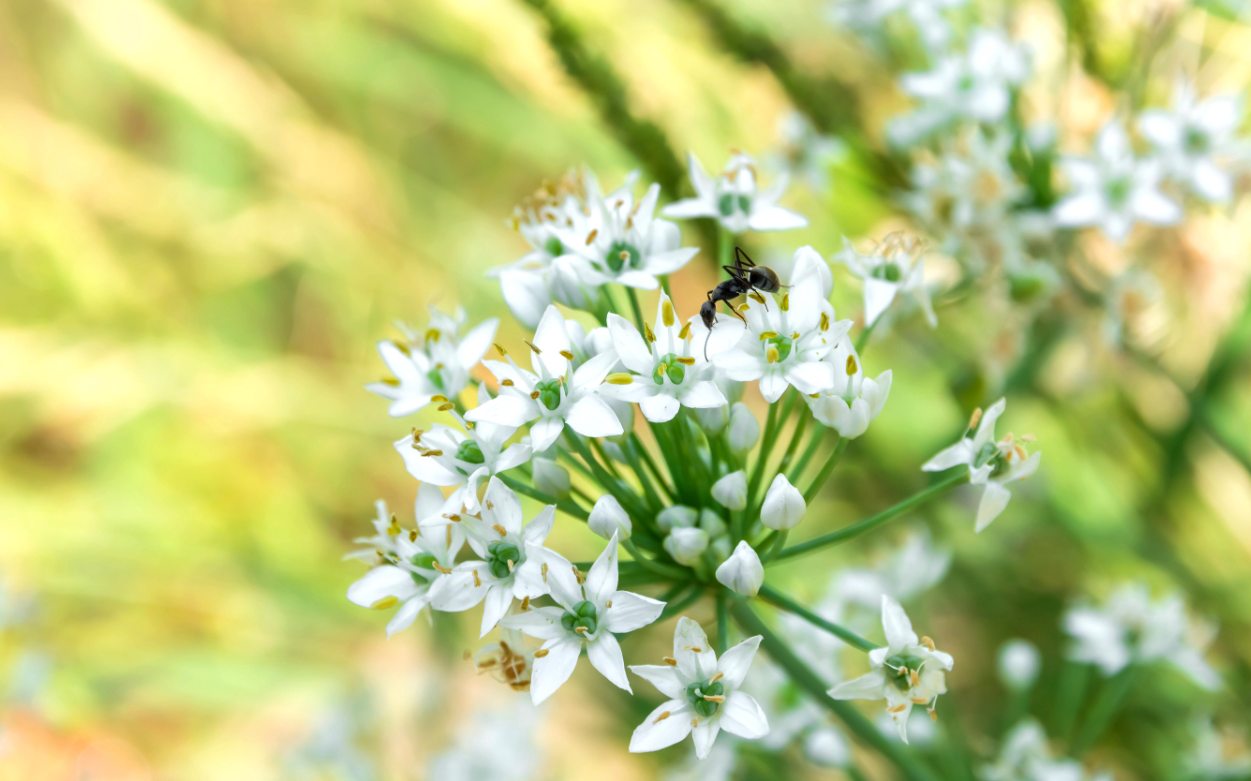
[700, 247, 785, 358]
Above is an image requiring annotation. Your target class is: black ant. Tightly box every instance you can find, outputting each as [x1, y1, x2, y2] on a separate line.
[700, 247, 784, 358]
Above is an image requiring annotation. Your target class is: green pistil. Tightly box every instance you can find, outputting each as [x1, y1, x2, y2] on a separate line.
[886, 653, 926, 692]
[426, 367, 446, 392]
[717, 193, 751, 217]
[652, 353, 686, 386]
[545, 236, 564, 256]
[535, 378, 563, 411]
[766, 334, 794, 362]
[686, 679, 725, 718]
[606, 241, 642, 273]
[1184, 127, 1210, 155]
[560, 599, 599, 636]
[974, 441, 999, 469]
[871, 262, 903, 283]
[455, 439, 485, 465]
[1106, 177, 1132, 207]
[486, 540, 522, 580]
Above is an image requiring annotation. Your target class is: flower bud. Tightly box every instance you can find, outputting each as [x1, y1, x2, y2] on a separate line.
[804, 727, 850, 768]
[694, 403, 730, 435]
[715, 541, 763, 597]
[711, 471, 748, 511]
[699, 508, 728, 538]
[760, 473, 806, 530]
[997, 639, 1041, 690]
[709, 535, 731, 563]
[588, 495, 632, 541]
[531, 457, 570, 498]
[727, 403, 760, 453]
[663, 527, 709, 565]
[657, 505, 699, 532]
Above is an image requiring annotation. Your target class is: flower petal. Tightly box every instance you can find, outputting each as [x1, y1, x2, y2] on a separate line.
[975, 481, 1013, 532]
[587, 632, 632, 692]
[498, 605, 565, 641]
[628, 664, 686, 699]
[604, 591, 665, 633]
[585, 532, 620, 604]
[479, 583, 514, 637]
[692, 720, 721, 760]
[347, 566, 418, 608]
[640, 392, 682, 422]
[530, 635, 583, 704]
[607, 314, 654, 375]
[827, 669, 887, 700]
[674, 617, 719, 682]
[719, 690, 770, 739]
[629, 700, 694, 753]
[717, 635, 762, 688]
[566, 395, 626, 438]
[882, 596, 919, 650]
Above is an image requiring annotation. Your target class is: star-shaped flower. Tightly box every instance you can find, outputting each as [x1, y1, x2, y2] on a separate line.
[834, 234, 935, 328]
[628, 617, 770, 759]
[467, 305, 623, 451]
[828, 596, 954, 743]
[805, 336, 892, 439]
[1140, 79, 1246, 203]
[663, 152, 808, 234]
[500, 532, 666, 704]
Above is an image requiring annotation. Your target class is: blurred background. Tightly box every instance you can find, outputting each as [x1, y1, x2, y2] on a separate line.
[1, 0, 1250, 779]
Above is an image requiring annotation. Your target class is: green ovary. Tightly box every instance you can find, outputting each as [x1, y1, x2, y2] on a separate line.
[687, 679, 725, 718]
[871, 263, 902, 282]
[766, 334, 793, 362]
[652, 353, 686, 386]
[535, 378, 563, 411]
[486, 540, 522, 580]
[606, 241, 641, 273]
[455, 439, 485, 465]
[560, 599, 599, 636]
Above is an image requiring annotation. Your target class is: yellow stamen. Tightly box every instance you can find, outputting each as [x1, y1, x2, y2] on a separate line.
[911, 697, 929, 704]
[766, 347, 780, 364]
[432, 562, 452, 575]
[523, 339, 541, 354]
[559, 350, 574, 360]
[535, 649, 549, 658]
[888, 704, 907, 714]
[432, 395, 448, 403]
[472, 570, 481, 587]
[492, 523, 508, 537]
[369, 596, 398, 610]
[501, 379, 514, 386]
[748, 292, 766, 304]
[530, 390, 541, 400]
[573, 566, 586, 585]
[662, 300, 676, 327]
[520, 596, 531, 611]
[846, 355, 858, 376]
[678, 321, 692, 340]
[780, 293, 790, 312]
[494, 343, 508, 357]
[586, 229, 598, 245]
[541, 563, 549, 583]
[676, 356, 695, 366]
[409, 530, 418, 542]
[968, 408, 983, 430]
[662, 656, 677, 666]
[422, 450, 443, 457]
[653, 711, 671, 724]
[644, 322, 656, 343]
[703, 694, 725, 703]
[380, 376, 400, 386]
[929, 708, 938, 722]
[683, 645, 703, 653]
[606, 373, 633, 385]
[445, 513, 461, 522]
[437, 403, 454, 412]
[759, 331, 778, 340]
[820, 312, 829, 331]
[921, 636, 936, 651]
[507, 559, 514, 572]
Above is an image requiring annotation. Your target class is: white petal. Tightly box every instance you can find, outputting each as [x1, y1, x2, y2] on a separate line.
[921, 441, 974, 472]
[628, 664, 686, 699]
[692, 720, 721, 760]
[522, 504, 556, 545]
[585, 532, 620, 604]
[678, 380, 728, 409]
[529, 416, 566, 452]
[863, 278, 900, 326]
[629, 700, 694, 753]
[748, 205, 808, 232]
[532, 306, 572, 377]
[661, 197, 716, 219]
[456, 318, 499, 371]
[881, 595, 919, 650]
[465, 395, 536, 428]
[429, 566, 489, 612]
[607, 314, 654, 375]
[566, 396, 626, 438]
[827, 670, 888, 700]
[1130, 188, 1182, 225]
[530, 636, 583, 704]
[385, 596, 429, 637]
[347, 566, 418, 608]
[1191, 159, 1232, 202]
[498, 605, 565, 641]
[647, 246, 700, 275]
[717, 635, 762, 689]
[479, 584, 515, 637]
[783, 361, 835, 395]
[414, 482, 447, 523]
[674, 617, 718, 682]
[572, 350, 621, 391]
[1052, 192, 1105, 228]
[532, 545, 582, 609]
[604, 591, 666, 633]
[640, 392, 682, 422]
[587, 632, 632, 692]
[759, 371, 789, 403]
[975, 481, 1013, 532]
[719, 691, 770, 739]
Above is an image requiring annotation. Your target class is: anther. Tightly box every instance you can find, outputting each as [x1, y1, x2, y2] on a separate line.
[605, 373, 633, 385]
[929, 708, 938, 722]
[523, 339, 541, 354]
[422, 450, 444, 457]
[759, 331, 778, 340]
[662, 301, 676, 327]
[559, 350, 574, 360]
[541, 563, 549, 583]
[683, 645, 703, 653]
[780, 293, 790, 312]
[472, 570, 481, 587]
[968, 408, 983, 430]
[911, 697, 929, 704]
[431, 395, 448, 403]
[534, 649, 549, 658]
[575, 626, 588, 634]
[530, 390, 541, 400]
[703, 695, 725, 703]
[662, 657, 677, 666]
[748, 292, 766, 304]
[573, 566, 586, 585]
[409, 530, 418, 542]
[644, 322, 656, 343]
[921, 636, 936, 651]
[653, 711, 671, 724]
[369, 596, 398, 610]
[710, 672, 724, 682]
[432, 562, 452, 574]
[445, 513, 461, 522]
[501, 379, 515, 386]
[678, 321, 692, 340]
[910, 670, 920, 687]
[492, 523, 508, 537]
[605, 600, 612, 608]
[494, 343, 508, 357]
[820, 312, 830, 331]
[437, 403, 454, 412]
[425, 329, 441, 343]
[847, 355, 858, 376]
[888, 704, 907, 713]
[585, 229, 598, 245]
[676, 356, 694, 365]
[766, 347, 780, 364]
[507, 559, 515, 572]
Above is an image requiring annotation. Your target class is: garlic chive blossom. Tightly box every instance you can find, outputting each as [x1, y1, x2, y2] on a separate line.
[834, 234, 936, 329]
[420, 477, 557, 637]
[805, 337, 893, 439]
[629, 617, 769, 759]
[468, 305, 623, 451]
[663, 152, 809, 234]
[599, 292, 728, 422]
[501, 532, 665, 704]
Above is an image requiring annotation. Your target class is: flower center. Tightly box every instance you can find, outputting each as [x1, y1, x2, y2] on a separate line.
[455, 439, 485, 465]
[606, 241, 642, 273]
[871, 262, 903, 283]
[545, 236, 564, 256]
[686, 678, 725, 718]
[409, 552, 438, 585]
[1184, 127, 1210, 155]
[653, 353, 686, 386]
[486, 540, 522, 579]
[765, 334, 793, 362]
[974, 441, 999, 469]
[560, 599, 599, 636]
[717, 193, 751, 217]
[534, 378, 563, 411]
[425, 366, 447, 392]
[1106, 177, 1132, 207]
[886, 652, 926, 691]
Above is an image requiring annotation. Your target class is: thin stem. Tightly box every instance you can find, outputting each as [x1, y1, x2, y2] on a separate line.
[716, 590, 729, 654]
[497, 475, 589, 520]
[757, 583, 878, 652]
[775, 471, 968, 562]
[1070, 667, 1138, 756]
[787, 422, 828, 483]
[622, 538, 691, 581]
[760, 530, 788, 563]
[776, 407, 810, 475]
[1051, 661, 1089, 743]
[729, 601, 939, 781]
[564, 431, 649, 520]
[855, 318, 878, 353]
[658, 586, 705, 623]
[630, 432, 676, 502]
[626, 286, 647, 333]
[591, 437, 624, 480]
[745, 397, 784, 529]
[623, 437, 664, 514]
[802, 437, 849, 504]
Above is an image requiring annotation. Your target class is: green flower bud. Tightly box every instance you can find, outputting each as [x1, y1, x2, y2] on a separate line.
[455, 439, 485, 465]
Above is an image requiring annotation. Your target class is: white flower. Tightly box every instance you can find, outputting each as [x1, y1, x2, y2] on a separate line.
[890, 30, 1030, 146]
[1052, 122, 1182, 243]
[922, 398, 1041, 531]
[834, 234, 935, 328]
[665, 526, 711, 565]
[769, 111, 847, 193]
[501, 532, 665, 704]
[1186, 716, 1251, 780]
[420, 477, 557, 637]
[805, 336, 892, 438]
[394, 384, 532, 514]
[588, 494, 633, 540]
[468, 305, 623, 451]
[1063, 584, 1220, 689]
[982, 720, 1094, 781]
[997, 639, 1041, 690]
[1140, 79, 1245, 203]
[905, 128, 1025, 233]
[663, 152, 808, 234]
[828, 530, 952, 622]
[599, 293, 729, 422]
[726, 403, 761, 452]
[829, 0, 969, 52]
[713, 253, 851, 402]
[828, 596, 954, 744]
[804, 727, 851, 768]
[366, 308, 498, 417]
[346, 489, 465, 637]
[760, 474, 806, 530]
[475, 620, 538, 694]
[574, 180, 699, 290]
[658, 505, 701, 532]
[629, 617, 770, 759]
[716, 541, 764, 597]
[430, 700, 542, 781]
[711, 471, 748, 511]
[531, 456, 570, 497]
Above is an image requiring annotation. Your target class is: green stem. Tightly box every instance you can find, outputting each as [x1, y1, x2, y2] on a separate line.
[1070, 667, 1138, 756]
[787, 422, 828, 483]
[622, 538, 691, 581]
[1051, 659, 1090, 743]
[776, 471, 967, 562]
[802, 437, 849, 504]
[745, 396, 784, 530]
[658, 586, 705, 622]
[716, 590, 729, 654]
[776, 407, 810, 475]
[757, 583, 877, 652]
[626, 286, 647, 333]
[855, 318, 878, 353]
[497, 475, 589, 520]
[760, 530, 789, 563]
[564, 431, 649, 520]
[729, 601, 939, 781]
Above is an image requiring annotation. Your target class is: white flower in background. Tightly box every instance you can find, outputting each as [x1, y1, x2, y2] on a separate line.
[905, 129, 1025, 233]
[420, 477, 557, 637]
[830, 530, 952, 621]
[366, 308, 498, 417]
[981, 720, 1102, 781]
[829, 596, 954, 743]
[1102, 268, 1167, 348]
[997, 639, 1041, 690]
[727, 402, 761, 452]
[1052, 122, 1182, 242]
[805, 727, 851, 768]
[922, 398, 1041, 531]
[1063, 583, 1220, 689]
[834, 234, 936, 328]
[890, 29, 1030, 145]
[806, 336, 893, 438]
[629, 617, 769, 759]
[561, 173, 700, 289]
[430, 700, 542, 781]
[829, 0, 969, 52]
[474, 620, 538, 694]
[1186, 716, 1251, 780]
[1140, 79, 1246, 202]
[285, 701, 377, 781]
[716, 541, 764, 597]
[394, 384, 531, 514]
[663, 740, 740, 781]
[769, 112, 847, 193]
[665, 526, 711, 565]
[588, 494, 632, 540]
[469, 306, 623, 451]
[664, 152, 809, 234]
[345, 490, 465, 637]
[760, 474, 806, 530]
[501, 532, 665, 704]
[599, 293, 729, 422]
[714, 257, 850, 402]
[712, 471, 748, 511]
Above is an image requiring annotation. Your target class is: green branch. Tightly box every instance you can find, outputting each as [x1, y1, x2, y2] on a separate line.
[757, 583, 878, 652]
